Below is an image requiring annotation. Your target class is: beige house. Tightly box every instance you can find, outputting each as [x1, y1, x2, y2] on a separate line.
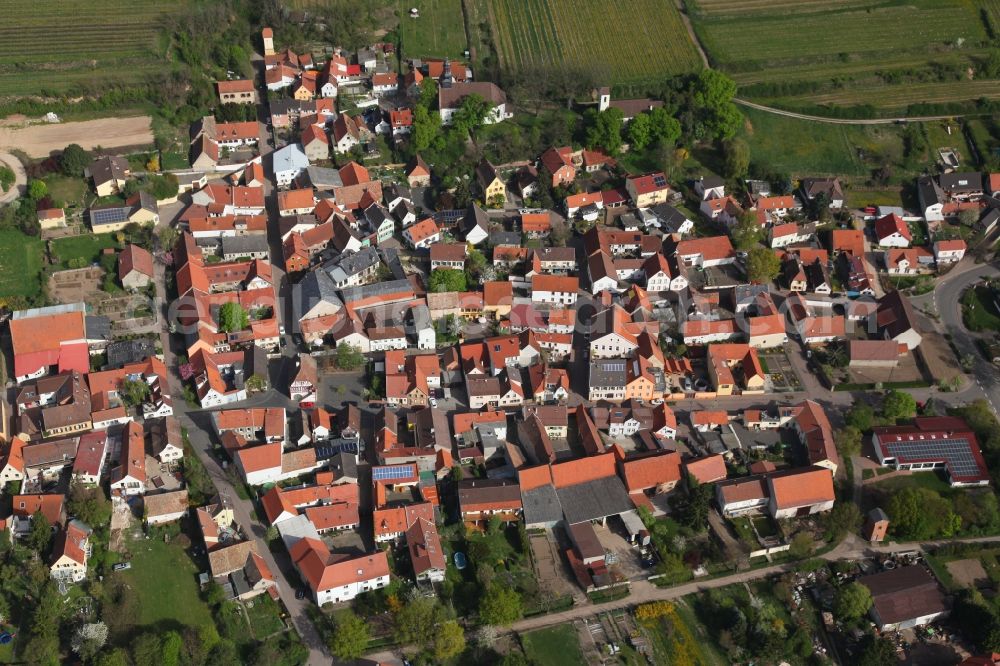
[90, 192, 159, 233]
[477, 160, 505, 206]
[144, 489, 189, 526]
[50, 521, 91, 583]
[87, 155, 131, 197]
[37, 208, 66, 229]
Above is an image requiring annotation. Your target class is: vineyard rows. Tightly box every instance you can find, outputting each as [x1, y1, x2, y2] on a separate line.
[486, 0, 701, 83]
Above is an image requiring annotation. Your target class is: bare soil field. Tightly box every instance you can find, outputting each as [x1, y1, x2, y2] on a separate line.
[0, 115, 153, 157]
[946, 558, 988, 589]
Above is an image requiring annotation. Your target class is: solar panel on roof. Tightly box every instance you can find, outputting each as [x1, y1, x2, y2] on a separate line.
[653, 175, 667, 187]
[883, 437, 984, 479]
[373, 465, 414, 481]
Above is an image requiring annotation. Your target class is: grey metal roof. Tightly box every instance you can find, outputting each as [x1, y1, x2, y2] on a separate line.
[917, 176, 944, 207]
[489, 231, 522, 247]
[325, 246, 379, 280]
[13, 302, 86, 319]
[557, 476, 634, 524]
[463, 203, 490, 234]
[650, 203, 691, 232]
[339, 278, 412, 302]
[521, 484, 563, 527]
[589, 359, 627, 389]
[298, 268, 343, 309]
[272, 143, 309, 174]
[221, 234, 269, 255]
[105, 339, 155, 368]
[384, 182, 411, 204]
[304, 165, 343, 189]
[85, 315, 112, 341]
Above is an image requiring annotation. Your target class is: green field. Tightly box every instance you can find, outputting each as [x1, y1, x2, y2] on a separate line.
[122, 536, 215, 631]
[42, 174, 89, 209]
[400, 0, 469, 59]
[689, 0, 1000, 113]
[484, 0, 702, 83]
[740, 106, 905, 176]
[0, 229, 45, 301]
[520, 624, 584, 666]
[51, 232, 120, 269]
[0, 0, 190, 97]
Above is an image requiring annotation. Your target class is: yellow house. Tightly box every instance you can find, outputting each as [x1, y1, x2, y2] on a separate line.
[293, 83, 314, 101]
[87, 155, 130, 197]
[708, 343, 766, 396]
[476, 160, 505, 205]
[37, 208, 66, 230]
[50, 522, 90, 583]
[90, 192, 159, 233]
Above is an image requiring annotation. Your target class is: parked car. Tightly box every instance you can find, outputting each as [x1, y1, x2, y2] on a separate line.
[112, 562, 131, 572]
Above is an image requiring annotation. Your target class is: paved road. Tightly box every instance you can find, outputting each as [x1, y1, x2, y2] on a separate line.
[0, 151, 26, 204]
[734, 98, 971, 125]
[504, 533, 1000, 636]
[929, 257, 1000, 412]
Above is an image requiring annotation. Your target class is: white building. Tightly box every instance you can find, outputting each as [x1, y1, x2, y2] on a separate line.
[272, 144, 310, 188]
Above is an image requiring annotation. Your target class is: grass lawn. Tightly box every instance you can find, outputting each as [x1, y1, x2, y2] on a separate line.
[731, 517, 756, 547]
[246, 595, 285, 638]
[847, 188, 904, 208]
[50, 233, 120, 269]
[0, 228, 45, 300]
[741, 107, 905, 176]
[872, 471, 953, 496]
[520, 624, 583, 666]
[751, 516, 777, 539]
[400, 0, 468, 59]
[42, 174, 89, 209]
[122, 536, 215, 631]
[963, 286, 1000, 332]
[161, 151, 189, 170]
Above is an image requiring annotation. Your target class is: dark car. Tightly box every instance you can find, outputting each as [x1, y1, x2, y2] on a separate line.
[295, 589, 306, 600]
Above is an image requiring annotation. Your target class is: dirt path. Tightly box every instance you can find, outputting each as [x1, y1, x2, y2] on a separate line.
[0, 151, 26, 204]
[675, 0, 710, 69]
[0, 115, 154, 157]
[735, 98, 970, 125]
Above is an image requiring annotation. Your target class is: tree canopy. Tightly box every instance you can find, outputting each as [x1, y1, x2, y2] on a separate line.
[334, 343, 364, 371]
[722, 137, 751, 178]
[329, 611, 370, 661]
[60, 144, 91, 177]
[881, 389, 916, 421]
[746, 247, 781, 284]
[479, 586, 523, 626]
[887, 486, 961, 539]
[429, 268, 468, 293]
[691, 70, 742, 141]
[585, 107, 624, 154]
[834, 582, 873, 621]
[217, 302, 248, 332]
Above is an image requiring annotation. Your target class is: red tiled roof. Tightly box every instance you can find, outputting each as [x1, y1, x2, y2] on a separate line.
[768, 466, 835, 510]
[118, 244, 154, 280]
[619, 451, 682, 492]
[874, 213, 912, 242]
[683, 454, 727, 484]
[551, 452, 616, 489]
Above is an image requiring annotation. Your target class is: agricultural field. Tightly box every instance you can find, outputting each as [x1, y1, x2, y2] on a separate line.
[0, 0, 190, 97]
[484, 0, 702, 83]
[399, 0, 469, 59]
[688, 0, 999, 113]
[740, 107, 906, 177]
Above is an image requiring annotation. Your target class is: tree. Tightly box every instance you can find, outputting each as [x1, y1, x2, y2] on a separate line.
[27, 179, 47, 201]
[394, 597, 444, 649]
[479, 586, 522, 626]
[132, 632, 166, 666]
[28, 510, 52, 553]
[722, 138, 750, 178]
[68, 482, 112, 527]
[675, 480, 713, 530]
[730, 212, 764, 251]
[158, 225, 178, 251]
[0, 166, 13, 192]
[648, 107, 682, 146]
[887, 486, 960, 539]
[959, 208, 980, 228]
[845, 405, 873, 433]
[429, 268, 467, 292]
[788, 532, 814, 559]
[245, 374, 267, 393]
[329, 611, 370, 661]
[835, 426, 862, 458]
[217, 302, 248, 332]
[94, 648, 129, 666]
[585, 107, 624, 154]
[881, 389, 916, 422]
[119, 378, 151, 407]
[147, 174, 179, 200]
[746, 247, 781, 284]
[548, 215, 569, 246]
[161, 631, 182, 666]
[60, 144, 91, 177]
[412, 105, 441, 153]
[335, 344, 364, 371]
[834, 582, 873, 622]
[451, 94, 491, 136]
[953, 589, 1000, 652]
[857, 634, 898, 666]
[627, 113, 654, 150]
[691, 70, 742, 141]
[824, 502, 862, 541]
[433, 620, 466, 661]
[71, 622, 109, 659]
[466, 247, 487, 281]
